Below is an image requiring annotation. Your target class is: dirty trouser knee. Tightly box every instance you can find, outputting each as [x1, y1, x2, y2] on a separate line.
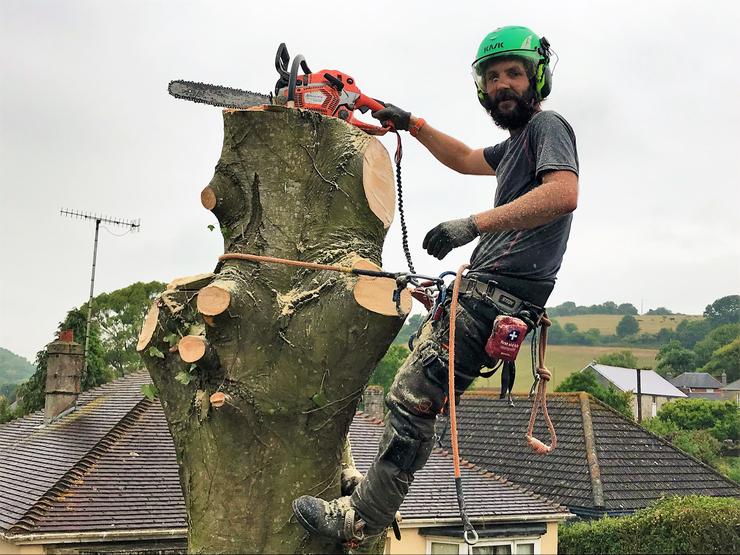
[350, 299, 495, 530]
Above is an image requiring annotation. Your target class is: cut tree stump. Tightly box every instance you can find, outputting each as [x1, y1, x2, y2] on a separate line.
[138, 107, 406, 554]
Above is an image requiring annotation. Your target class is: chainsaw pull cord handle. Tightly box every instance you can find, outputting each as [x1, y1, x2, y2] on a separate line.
[526, 315, 557, 454]
[448, 263, 478, 546]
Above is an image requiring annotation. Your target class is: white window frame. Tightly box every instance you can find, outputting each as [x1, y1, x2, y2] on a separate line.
[425, 535, 541, 554]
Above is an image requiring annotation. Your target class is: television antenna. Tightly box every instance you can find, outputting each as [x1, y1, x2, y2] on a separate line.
[60, 208, 141, 376]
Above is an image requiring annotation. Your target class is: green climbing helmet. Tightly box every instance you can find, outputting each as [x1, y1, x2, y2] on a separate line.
[472, 26, 553, 104]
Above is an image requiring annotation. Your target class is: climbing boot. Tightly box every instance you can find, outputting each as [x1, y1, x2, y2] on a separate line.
[292, 495, 367, 545]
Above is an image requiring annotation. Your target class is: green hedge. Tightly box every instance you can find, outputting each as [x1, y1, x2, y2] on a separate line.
[559, 496, 740, 554]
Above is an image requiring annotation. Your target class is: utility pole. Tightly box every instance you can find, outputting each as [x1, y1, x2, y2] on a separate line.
[60, 209, 140, 378]
[636, 367, 642, 422]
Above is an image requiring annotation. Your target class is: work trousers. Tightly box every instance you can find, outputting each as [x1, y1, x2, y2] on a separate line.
[350, 295, 499, 531]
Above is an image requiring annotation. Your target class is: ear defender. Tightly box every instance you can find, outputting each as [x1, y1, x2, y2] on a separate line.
[534, 36, 553, 101]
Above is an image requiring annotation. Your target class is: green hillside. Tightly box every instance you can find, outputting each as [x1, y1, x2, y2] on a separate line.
[0, 347, 36, 385]
[552, 314, 703, 335]
[475, 344, 659, 393]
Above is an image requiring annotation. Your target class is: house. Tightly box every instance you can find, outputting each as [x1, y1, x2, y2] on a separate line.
[584, 362, 686, 419]
[720, 378, 740, 404]
[669, 371, 723, 400]
[0, 339, 571, 555]
[441, 390, 740, 519]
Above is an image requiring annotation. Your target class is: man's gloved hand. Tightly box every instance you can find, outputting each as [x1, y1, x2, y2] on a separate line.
[371, 103, 411, 131]
[423, 216, 480, 260]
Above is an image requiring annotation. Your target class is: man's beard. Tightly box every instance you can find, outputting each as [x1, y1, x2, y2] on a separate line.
[488, 88, 537, 130]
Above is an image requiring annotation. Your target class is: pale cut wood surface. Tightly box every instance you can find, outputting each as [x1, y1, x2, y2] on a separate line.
[352, 259, 411, 316]
[362, 138, 395, 229]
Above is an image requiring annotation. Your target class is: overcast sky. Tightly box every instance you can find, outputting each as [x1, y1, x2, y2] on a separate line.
[1, 1, 739, 362]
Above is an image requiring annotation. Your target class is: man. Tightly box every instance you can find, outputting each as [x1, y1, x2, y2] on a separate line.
[293, 25, 579, 545]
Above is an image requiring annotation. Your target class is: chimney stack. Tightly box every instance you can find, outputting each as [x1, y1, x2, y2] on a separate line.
[722, 371, 727, 387]
[44, 330, 83, 423]
[666, 371, 673, 381]
[362, 385, 385, 421]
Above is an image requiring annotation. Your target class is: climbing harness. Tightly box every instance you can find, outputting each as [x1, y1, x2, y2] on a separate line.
[445, 266, 557, 546]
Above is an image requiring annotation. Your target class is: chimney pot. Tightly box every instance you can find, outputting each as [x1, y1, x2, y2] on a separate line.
[59, 329, 74, 343]
[362, 385, 385, 421]
[44, 337, 84, 423]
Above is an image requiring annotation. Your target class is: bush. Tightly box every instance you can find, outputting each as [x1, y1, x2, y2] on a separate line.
[559, 495, 740, 554]
[653, 398, 739, 442]
[555, 370, 633, 419]
[368, 344, 410, 393]
[671, 429, 721, 466]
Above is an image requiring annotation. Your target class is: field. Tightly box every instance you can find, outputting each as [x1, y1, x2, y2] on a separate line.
[474, 344, 659, 393]
[552, 314, 703, 335]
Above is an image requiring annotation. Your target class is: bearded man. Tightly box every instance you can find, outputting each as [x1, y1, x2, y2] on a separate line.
[292, 25, 579, 546]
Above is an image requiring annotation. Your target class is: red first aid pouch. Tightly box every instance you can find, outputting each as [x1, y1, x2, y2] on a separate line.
[485, 315, 529, 361]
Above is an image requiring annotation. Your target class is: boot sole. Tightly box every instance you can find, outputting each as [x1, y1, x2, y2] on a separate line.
[291, 498, 322, 537]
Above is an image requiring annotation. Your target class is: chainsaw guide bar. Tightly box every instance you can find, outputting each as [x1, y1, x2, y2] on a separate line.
[168, 80, 271, 110]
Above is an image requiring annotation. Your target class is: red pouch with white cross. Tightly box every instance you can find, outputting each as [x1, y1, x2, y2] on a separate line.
[485, 315, 529, 361]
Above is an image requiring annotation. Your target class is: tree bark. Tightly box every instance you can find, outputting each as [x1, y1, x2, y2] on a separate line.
[139, 107, 406, 553]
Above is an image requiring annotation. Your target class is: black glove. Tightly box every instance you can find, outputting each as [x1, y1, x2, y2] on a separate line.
[423, 216, 480, 260]
[371, 103, 411, 131]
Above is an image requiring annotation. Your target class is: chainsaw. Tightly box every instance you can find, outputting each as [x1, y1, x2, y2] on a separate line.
[168, 43, 393, 136]
[170, 43, 418, 276]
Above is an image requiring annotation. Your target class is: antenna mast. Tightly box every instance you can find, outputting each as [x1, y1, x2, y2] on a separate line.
[60, 208, 141, 378]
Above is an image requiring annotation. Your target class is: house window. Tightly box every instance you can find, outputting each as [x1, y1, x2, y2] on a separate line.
[430, 542, 461, 554]
[427, 538, 539, 554]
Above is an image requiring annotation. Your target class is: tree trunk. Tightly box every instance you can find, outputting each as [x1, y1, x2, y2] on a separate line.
[139, 107, 408, 554]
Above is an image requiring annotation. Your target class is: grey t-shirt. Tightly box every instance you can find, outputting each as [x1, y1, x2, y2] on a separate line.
[469, 110, 579, 283]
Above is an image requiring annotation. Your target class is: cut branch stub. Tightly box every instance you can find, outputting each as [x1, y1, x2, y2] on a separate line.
[136, 301, 160, 352]
[352, 258, 412, 316]
[167, 272, 214, 291]
[178, 335, 207, 363]
[196, 284, 231, 316]
[178, 335, 220, 372]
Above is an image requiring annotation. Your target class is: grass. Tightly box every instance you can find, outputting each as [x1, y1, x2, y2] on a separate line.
[552, 314, 703, 335]
[474, 344, 659, 393]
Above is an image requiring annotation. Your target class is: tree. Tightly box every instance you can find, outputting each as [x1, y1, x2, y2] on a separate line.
[616, 314, 639, 337]
[617, 303, 638, 315]
[702, 338, 740, 383]
[693, 323, 740, 367]
[655, 340, 697, 376]
[12, 282, 163, 418]
[15, 307, 111, 416]
[674, 318, 711, 349]
[704, 295, 740, 328]
[0, 396, 12, 424]
[369, 344, 410, 393]
[646, 307, 673, 315]
[596, 350, 638, 368]
[92, 281, 165, 376]
[648, 398, 739, 442]
[138, 109, 404, 553]
[555, 369, 633, 418]
[393, 313, 424, 347]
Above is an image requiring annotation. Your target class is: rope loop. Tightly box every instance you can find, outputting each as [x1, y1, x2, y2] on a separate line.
[526, 315, 557, 453]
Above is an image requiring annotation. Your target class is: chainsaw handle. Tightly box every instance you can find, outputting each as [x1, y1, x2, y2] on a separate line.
[351, 94, 394, 135]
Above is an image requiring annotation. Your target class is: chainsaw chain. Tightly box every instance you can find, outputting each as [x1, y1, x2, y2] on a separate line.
[168, 80, 271, 110]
